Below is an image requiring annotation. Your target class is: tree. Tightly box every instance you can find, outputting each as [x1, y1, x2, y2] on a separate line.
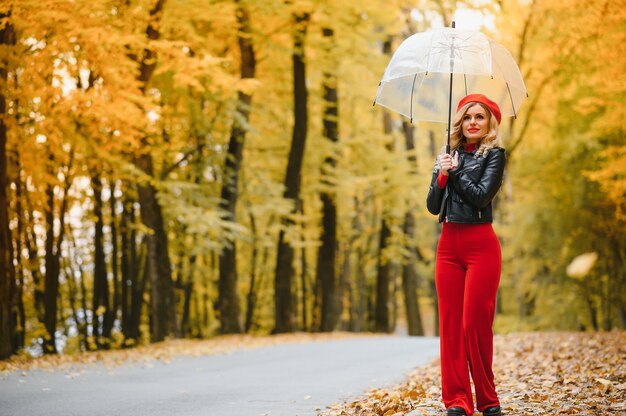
[43, 149, 74, 353]
[495, 0, 626, 331]
[91, 173, 112, 348]
[133, 0, 177, 342]
[274, 10, 311, 334]
[217, 1, 256, 335]
[317, 25, 339, 332]
[401, 121, 425, 336]
[0, 6, 17, 360]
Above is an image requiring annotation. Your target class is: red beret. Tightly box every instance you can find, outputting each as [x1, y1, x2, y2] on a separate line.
[457, 94, 502, 124]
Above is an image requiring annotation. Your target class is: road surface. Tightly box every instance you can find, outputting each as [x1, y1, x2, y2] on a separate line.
[0, 335, 440, 416]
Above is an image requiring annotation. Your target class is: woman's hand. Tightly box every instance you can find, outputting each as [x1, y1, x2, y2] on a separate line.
[439, 151, 459, 176]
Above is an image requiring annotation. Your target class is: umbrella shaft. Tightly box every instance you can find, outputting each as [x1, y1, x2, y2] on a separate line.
[446, 72, 453, 154]
[446, 24, 455, 154]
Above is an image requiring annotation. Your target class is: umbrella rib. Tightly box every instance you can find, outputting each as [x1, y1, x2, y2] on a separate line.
[410, 74, 417, 123]
[373, 81, 381, 106]
[490, 39, 520, 118]
[425, 32, 435, 72]
[506, 81, 517, 119]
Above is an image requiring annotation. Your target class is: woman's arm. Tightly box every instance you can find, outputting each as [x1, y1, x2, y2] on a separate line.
[426, 155, 446, 215]
[449, 149, 506, 208]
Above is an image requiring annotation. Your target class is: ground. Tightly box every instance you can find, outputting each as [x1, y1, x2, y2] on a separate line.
[319, 331, 626, 416]
[1, 331, 624, 415]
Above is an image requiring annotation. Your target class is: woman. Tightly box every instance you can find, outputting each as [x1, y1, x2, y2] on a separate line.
[426, 94, 506, 416]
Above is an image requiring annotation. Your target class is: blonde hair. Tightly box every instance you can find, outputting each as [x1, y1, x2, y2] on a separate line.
[449, 102, 502, 156]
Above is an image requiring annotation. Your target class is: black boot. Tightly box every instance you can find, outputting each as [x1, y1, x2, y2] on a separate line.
[482, 405, 502, 416]
[447, 407, 467, 416]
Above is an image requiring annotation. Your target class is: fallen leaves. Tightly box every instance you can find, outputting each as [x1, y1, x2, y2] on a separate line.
[496, 332, 626, 415]
[319, 331, 626, 416]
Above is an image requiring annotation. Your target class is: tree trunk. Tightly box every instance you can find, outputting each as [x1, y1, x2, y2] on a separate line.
[0, 7, 17, 359]
[402, 212, 425, 336]
[174, 245, 185, 336]
[181, 253, 195, 337]
[91, 174, 111, 348]
[274, 12, 310, 334]
[300, 219, 307, 331]
[217, 2, 256, 335]
[375, 219, 391, 333]
[132, 0, 175, 343]
[78, 268, 90, 349]
[180, 137, 205, 338]
[64, 259, 87, 352]
[335, 243, 351, 330]
[274, 228, 294, 335]
[108, 178, 120, 339]
[66, 228, 90, 351]
[130, 238, 148, 341]
[43, 179, 59, 354]
[120, 191, 131, 339]
[23, 192, 45, 324]
[203, 253, 215, 334]
[373, 38, 394, 335]
[391, 263, 399, 330]
[353, 257, 366, 332]
[135, 166, 174, 342]
[120, 189, 144, 343]
[582, 279, 599, 331]
[349, 198, 365, 332]
[43, 150, 73, 354]
[317, 187, 339, 330]
[402, 121, 424, 336]
[316, 27, 339, 332]
[14, 162, 25, 349]
[244, 213, 259, 333]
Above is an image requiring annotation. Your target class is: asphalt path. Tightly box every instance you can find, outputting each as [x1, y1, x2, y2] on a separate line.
[0, 335, 440, 416]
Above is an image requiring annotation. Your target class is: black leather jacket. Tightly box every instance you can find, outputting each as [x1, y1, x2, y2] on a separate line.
[426, 147, 506, 223]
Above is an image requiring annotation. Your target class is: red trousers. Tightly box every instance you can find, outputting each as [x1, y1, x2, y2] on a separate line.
[435, 222, 501, 415]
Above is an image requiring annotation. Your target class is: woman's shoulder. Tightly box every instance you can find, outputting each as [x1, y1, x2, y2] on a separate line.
[484, 147, 507, 167]
[485, 146, 506, 157]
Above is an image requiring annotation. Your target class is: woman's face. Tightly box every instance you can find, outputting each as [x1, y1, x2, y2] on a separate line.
[462, 104, 490, 144]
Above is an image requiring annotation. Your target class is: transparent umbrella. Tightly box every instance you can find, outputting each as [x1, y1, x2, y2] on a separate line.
[373, 24, 528, 151]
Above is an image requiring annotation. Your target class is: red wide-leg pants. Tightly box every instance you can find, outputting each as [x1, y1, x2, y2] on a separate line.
[435, 222, 501, 415]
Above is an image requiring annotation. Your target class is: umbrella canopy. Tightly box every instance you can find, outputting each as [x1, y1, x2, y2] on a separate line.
[374, 27, 528, 124]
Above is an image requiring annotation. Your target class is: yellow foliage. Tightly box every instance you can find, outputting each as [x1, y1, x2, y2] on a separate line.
[2, 0, 625, 348]
[585, 144, 626, 218]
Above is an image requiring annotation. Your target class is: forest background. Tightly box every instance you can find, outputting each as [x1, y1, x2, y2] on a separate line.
[0, 0, 624, 359]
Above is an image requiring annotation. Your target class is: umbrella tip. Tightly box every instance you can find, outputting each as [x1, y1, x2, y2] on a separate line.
[373, 100, 376, 107]
[452, 21, 455, 28]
